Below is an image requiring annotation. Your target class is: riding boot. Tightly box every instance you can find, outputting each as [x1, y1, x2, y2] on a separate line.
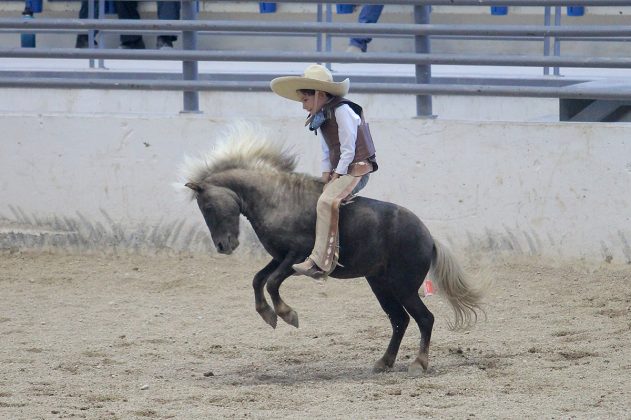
[292, 258, 325, 279]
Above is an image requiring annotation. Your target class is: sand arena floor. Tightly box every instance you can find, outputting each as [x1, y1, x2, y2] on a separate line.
[1, 251, 630, 419]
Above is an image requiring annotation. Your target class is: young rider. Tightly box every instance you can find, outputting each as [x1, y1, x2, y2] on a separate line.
[270, 64, 377, 279]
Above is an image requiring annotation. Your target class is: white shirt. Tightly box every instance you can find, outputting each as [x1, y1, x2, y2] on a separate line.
[318, 104, 361, 175]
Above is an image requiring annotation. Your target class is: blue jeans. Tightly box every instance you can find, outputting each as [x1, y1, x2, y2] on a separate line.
[349, 5, 384, 52]
[78, 1, 143, 47]
[157, 1, 181, 42]
[351, 174, 370, 195]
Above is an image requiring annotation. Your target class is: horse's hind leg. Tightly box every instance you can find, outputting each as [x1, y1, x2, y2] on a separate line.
[253, 259, 280, 328]
[396, 287, 435, 375]
[366, 275, 410, 373]
[266, 252, 301, 328]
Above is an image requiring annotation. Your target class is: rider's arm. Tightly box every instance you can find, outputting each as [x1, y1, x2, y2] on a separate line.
[334, 104, 360, 175]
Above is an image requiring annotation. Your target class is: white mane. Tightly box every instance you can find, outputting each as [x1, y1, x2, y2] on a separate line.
[180, 121, 298, 187]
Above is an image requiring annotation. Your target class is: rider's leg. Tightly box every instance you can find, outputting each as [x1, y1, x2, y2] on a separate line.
[293, 175, 361, 277]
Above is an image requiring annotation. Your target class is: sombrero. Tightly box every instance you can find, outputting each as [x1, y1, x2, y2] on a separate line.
[270, 64, 350, 102]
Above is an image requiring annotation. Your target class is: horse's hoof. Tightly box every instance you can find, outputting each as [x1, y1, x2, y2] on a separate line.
[372, 358, 393, 373]
[279, 310, 299, 328]
[258, 306, 278, 329]
[408, 357, 428, 376]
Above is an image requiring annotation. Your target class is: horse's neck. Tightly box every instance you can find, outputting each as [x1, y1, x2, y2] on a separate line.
[236, 175, 277, 224]
[216, 169, 321, 259]
[217, 169, 314, 229]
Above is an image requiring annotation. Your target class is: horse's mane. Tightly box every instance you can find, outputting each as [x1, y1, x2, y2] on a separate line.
[182, 121, 299, 184]
[180, 122, 319, 199]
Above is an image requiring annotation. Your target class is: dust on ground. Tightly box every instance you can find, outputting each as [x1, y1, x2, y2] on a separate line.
[1, 251, 630, 419]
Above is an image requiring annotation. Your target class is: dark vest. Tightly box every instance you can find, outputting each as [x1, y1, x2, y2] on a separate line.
[319, 97, 378, 174]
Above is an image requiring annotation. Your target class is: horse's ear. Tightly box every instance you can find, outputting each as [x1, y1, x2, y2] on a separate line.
[185, 182, 203, 193]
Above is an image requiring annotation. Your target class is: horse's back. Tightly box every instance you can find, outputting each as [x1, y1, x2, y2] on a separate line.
[334, 196, 434, 279]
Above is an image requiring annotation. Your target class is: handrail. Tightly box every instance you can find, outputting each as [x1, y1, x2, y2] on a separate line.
[4, 0, 628, 4]
[4, 48, 631, 69]
[2, 79, 630, 101]
[3, 19, 631, 37]
[205, 0, 631, 5]
[1, 1, 630, 117]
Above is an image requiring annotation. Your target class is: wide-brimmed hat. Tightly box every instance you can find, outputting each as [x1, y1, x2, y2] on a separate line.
[270, 64, 350, 102]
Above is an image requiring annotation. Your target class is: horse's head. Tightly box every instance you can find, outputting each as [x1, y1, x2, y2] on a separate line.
[185, 182, 241, 254]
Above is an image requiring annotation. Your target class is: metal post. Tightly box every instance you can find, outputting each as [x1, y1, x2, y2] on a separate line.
[97, 0, 105, 69]
[325, 4, 332, 52]
[554, 6, 561, 76]
[316, 3, 322, 52]
[325, 3, 332, 69]
[413, 5, 432, 118]
[181, 0, 200, 113]
[88, 0, 95, 68]
[543, 6, 550, 75]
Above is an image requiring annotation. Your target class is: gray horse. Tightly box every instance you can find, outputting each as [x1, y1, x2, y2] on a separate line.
[183, 125, 485, 374]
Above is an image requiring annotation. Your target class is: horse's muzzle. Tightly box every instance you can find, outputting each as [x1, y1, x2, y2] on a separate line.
[215, 235, 239, 255]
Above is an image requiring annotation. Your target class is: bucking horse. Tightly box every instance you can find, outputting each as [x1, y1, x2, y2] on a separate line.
[182, 124, 486, 375]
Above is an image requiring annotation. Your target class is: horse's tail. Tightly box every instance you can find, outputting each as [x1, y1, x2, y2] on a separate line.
[429, 239, 487, 331]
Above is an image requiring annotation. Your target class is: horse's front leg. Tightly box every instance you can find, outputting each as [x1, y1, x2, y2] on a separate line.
[266, 253, 301, 328]
[253, 259, 281, 328]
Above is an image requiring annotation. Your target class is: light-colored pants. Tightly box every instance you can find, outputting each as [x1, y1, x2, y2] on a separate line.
[309, 174, 369, 273]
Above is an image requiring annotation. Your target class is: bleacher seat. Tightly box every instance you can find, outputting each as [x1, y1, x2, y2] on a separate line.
[567, 6, 585, 16]
[259, 2, 276, 14]
[491, 6, 508, 16]
[336, 4, 355, 14]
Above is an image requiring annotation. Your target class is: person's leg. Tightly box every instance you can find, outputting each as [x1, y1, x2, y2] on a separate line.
[351, 174, 370, 195]
[78, 1, 91, 19]
[349, 4, 384, 52]
[116, 1, 145, 49]
[359, 5, 384, 25]
[293, 175, 361, 277]
[76, 1, 99, 48]
[157, 1, 180, 47]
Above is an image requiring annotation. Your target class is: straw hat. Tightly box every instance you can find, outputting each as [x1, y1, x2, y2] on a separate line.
[270, 64, 350, 102]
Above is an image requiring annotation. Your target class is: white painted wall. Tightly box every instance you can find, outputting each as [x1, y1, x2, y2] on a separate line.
[0, 88, 560, 122]
[2, 111, 630, 264]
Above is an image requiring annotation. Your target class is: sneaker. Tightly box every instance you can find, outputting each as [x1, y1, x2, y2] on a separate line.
[156, 37, 174, 49]
[345, 45, 363, 53]
[292, 258, 325, 279]
[119, 39, 146, 50]
[75, 35, 97, 49]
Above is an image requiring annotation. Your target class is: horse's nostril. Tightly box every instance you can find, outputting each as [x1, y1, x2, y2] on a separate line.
[217, 242, 225, 252]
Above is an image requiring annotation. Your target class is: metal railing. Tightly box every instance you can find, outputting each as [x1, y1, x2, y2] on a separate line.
[1, 0, 631, 116]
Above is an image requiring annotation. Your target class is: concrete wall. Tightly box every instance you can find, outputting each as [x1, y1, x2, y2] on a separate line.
[0, 90, 561, 122]
[2, 110, 630, 264]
